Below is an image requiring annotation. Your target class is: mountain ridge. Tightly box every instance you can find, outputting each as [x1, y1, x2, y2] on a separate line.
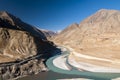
[0, 11, 46, 39]
[54, 9, 120, 44]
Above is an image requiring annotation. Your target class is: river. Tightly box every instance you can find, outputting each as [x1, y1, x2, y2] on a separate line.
[18, 48, 120, 80]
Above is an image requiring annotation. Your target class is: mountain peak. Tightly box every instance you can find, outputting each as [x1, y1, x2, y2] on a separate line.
[0, 11, 46, 39]
[0, 11, 9, 15]
[0, 11, 12, 18]
[98, 9, 119, 12]
[80, 9, 120, 25]
[0, 11, 20, 21]
[0, 11, 18, 26]
[54, 9, 120, 45]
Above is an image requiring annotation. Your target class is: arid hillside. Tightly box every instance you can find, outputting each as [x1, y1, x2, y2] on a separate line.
[54, 9, 120, 71]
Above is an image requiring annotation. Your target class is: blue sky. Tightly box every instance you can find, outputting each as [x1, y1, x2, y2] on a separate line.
[0, 0, 120, 31]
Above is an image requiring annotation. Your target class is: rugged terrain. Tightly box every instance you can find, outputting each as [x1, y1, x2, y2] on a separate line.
[0, 11, 60, 80]
[54, 9, 120, 71]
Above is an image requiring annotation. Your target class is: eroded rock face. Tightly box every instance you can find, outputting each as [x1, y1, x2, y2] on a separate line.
[0, 11, 60, 80]
[0, 28, 39, 61]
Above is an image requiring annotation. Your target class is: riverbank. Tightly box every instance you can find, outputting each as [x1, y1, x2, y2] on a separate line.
[17, 46, 120, 80]
[46, 46, 120, 79]
[53, 54, 71, 70]
[67, 46, 120, 73]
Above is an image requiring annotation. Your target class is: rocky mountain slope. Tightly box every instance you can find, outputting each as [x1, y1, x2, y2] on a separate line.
[0, 11, 60, 80]
[54, 9, 120, 71]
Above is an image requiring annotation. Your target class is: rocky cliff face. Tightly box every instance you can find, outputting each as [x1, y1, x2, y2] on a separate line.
[0, 11, 60, 80]
[54, 9, 120, 70]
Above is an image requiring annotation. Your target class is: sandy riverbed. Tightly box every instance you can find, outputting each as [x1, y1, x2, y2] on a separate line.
[67, 46, 120, 73]
[53, 54, 71, 70]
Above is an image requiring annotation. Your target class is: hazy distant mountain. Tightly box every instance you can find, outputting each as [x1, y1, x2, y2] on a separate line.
[39, 29, 57, 39]
[0, 11, 59, 79]
[54, 9, 120, 71]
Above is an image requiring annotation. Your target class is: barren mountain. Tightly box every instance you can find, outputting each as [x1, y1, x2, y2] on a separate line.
[0, 11, 59, 79]
[54, 9, 120, 72]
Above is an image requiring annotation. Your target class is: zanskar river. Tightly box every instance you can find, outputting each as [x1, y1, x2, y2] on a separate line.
[18, 47, 120, 80]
